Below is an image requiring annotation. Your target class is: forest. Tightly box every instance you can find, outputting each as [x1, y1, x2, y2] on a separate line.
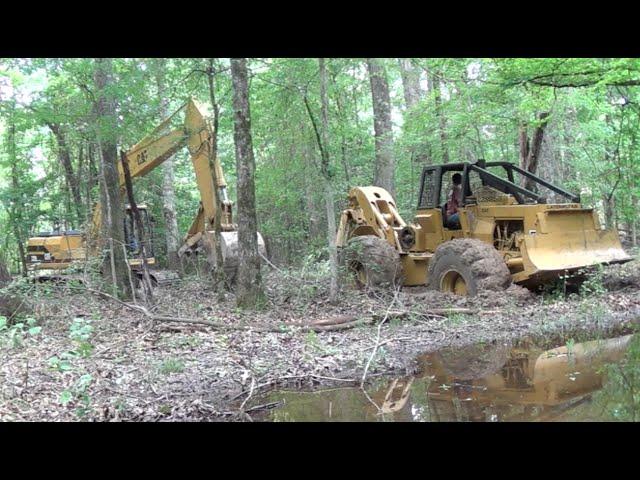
[0, 58, 639, 422]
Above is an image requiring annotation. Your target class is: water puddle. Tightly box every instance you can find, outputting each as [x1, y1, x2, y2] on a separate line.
[254, 332, 640, 421]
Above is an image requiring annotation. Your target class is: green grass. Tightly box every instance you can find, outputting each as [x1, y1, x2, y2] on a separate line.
[158, 358, 186, 375]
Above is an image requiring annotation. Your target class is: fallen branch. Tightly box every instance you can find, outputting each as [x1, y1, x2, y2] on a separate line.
[79, 286, 280, 332]
[77, 285, 489, 334]
[230, 373, 359, 401]
[361, 336, 413, 351]
[306, 315, 359, 326]
[81, 285, 371, 333]
[387, 307, 499, 317]
[260, 252, 282, 272]
[361, 284, 401, 388]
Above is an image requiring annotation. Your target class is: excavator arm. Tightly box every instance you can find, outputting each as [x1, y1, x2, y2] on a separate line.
[89, 98, 232, 253]
[28, 96, 266, 282]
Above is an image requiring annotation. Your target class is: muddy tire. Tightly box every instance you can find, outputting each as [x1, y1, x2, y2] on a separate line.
[427, 238, 511, 296]
[343, 236, 401, 288]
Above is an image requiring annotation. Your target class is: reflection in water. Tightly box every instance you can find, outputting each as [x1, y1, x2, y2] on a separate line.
[259, 333, 640, 422]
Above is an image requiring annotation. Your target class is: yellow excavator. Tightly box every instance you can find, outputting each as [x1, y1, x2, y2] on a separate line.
[337, 159, 631, 295]
[25, 98, 266, 284]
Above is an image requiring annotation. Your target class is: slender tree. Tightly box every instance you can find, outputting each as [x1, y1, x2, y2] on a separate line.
[205, 58, 227, 299]
[153, 58, 180, 271]
[519, 112, 550, 191]
[230, 58, 264, 309]
[45, 122, 83, 223]
[93, 58, 130, 298]
[302, 58, 339, 303]
[428, 68, 450, 164]
[367, 58, 396, 197]
[398, 58, 423, 110]
[5, 101, 27, 276]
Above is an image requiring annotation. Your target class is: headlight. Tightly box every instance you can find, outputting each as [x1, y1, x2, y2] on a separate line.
[399, 226, 416, 250]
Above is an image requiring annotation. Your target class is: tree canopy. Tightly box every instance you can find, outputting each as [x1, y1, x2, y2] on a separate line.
[1, 58, 638, 272]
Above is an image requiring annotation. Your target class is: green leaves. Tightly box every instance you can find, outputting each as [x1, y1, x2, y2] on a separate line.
[27, 326, 42, 335]
[48, 355, 73, 372]
[69, 317, 93, 342]
[59, 390, 73, 405]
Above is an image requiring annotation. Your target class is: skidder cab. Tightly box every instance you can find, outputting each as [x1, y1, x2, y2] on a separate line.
[337, 160, 631, 295]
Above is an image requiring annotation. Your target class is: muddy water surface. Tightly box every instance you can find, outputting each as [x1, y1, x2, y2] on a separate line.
[255, 332, 639, 422]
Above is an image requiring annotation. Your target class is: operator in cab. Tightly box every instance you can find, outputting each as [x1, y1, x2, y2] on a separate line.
[446, 173, 463, 229]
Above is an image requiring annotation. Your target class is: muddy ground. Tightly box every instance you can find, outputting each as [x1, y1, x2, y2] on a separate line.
[1, 255, 639, 421]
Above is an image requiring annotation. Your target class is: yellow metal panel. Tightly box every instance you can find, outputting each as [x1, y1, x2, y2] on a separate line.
[401, 253, 430, 286]
[522, 229, 631, 273]
[185, 99, 225, 232]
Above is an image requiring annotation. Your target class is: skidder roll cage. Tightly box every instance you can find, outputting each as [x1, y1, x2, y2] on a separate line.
[418, 159, 580, 211]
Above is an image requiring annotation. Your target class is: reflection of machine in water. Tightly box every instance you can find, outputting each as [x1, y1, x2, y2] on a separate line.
[374, 335, 633, 422]
[262, 334, 634, 422]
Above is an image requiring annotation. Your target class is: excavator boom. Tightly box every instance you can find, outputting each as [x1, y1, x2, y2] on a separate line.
[27, 97, 265, 283]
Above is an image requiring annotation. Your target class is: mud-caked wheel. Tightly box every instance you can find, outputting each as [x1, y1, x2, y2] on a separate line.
[427, 239, 511, 296]
[342, 236, 402, 288]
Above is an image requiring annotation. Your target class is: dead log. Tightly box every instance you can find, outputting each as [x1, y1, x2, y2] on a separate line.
[79, 284, 495, 335]
[306, 315, 361, 326]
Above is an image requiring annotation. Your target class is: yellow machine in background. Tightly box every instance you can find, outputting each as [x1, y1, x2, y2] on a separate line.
[337, 160, 631, 295]
[26, 226, 85, 271]
[26, 98, 266, 284]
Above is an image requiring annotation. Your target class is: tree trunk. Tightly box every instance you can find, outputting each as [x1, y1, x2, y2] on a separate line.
[519, 112, 550, 191]
[120, 150, 154, 303]
[332, 90, 352, 183]
[0, 259, 31, 321]
[1, 109, 31, 317]
[367, 58, 396, 197]
[319, 58, 339, 304]
[399, 58, 430, 168]
[206, 58, 227, 300]
[0, 261, 11, 284]
[153, 58, 181, 271]
[632, 195, 638, 246]
[86, 142, 97, 224]
[304, 144, 324, 241]
[230, 58, 264, 309]
[93, 58, 130, 299]
[6, 106, 27, 277]
[428, 69, 450, 164]
[398, 58, 423, 110]
[603, 193, 616, 230]
[47, 122, 83, 224]
[518, 123, 529, 170]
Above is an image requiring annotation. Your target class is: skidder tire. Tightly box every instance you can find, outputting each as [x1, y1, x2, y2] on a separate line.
[427, 238, 511, 296]
[343, 235, 401, 288]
